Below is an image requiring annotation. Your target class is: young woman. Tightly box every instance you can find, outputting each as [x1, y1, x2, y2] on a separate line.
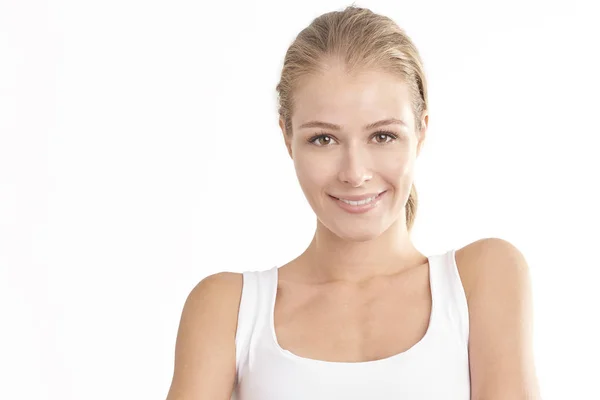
[166, 6, 541, 400]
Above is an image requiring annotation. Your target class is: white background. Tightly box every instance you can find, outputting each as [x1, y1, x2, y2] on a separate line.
[1, 0, 599, 398]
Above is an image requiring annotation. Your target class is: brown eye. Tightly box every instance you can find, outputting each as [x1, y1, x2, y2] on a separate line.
[317, 136, 331, 145]
[372, 131, 397, 144]
[308, 134, 337, 146]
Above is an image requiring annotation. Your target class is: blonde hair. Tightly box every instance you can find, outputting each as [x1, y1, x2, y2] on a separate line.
[275, 5, 428, 232]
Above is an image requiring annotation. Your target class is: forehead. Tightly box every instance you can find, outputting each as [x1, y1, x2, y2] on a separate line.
[292, 67, 414, 128]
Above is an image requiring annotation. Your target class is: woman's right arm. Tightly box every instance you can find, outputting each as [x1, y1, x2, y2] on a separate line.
[165, 272, 243, 400]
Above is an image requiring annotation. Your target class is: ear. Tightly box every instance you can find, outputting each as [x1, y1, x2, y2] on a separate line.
[416, 112, 428, 158]
[279, 118, 293, 159]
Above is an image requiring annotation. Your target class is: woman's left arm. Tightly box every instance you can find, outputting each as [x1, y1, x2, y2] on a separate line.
[463, 238, 542, 400]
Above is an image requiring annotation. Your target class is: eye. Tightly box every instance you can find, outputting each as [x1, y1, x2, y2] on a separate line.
[372, 131, 398, 144]
[307, 134, 337, 146]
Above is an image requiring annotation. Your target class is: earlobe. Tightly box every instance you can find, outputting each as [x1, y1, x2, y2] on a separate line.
[279, 118, 293, 159]
[416, 114, 428, 157]
[285, 140, 293, 159]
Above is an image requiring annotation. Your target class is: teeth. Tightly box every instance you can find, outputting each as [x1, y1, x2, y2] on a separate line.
[339, 195, 377, 206]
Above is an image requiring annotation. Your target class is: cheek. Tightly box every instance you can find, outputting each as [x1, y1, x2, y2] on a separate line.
[293, 153, 331, 190]
[378, 150, 414, 180]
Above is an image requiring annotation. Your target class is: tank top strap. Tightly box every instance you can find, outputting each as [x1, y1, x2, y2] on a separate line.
[234, 267, 278, 383]
[428, 249, 470, 346]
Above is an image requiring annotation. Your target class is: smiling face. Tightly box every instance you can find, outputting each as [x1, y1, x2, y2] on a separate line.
[281, 63, 428, 242]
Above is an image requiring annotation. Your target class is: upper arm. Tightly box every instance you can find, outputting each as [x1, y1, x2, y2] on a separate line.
[166, 272, 243, 400]
[458, 238, 541, 400]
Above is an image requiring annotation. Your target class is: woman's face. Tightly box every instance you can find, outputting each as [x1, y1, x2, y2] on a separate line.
[281, 64, 428, 242]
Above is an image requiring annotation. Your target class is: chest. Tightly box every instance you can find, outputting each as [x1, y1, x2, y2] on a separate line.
[273, 266, 432, 363]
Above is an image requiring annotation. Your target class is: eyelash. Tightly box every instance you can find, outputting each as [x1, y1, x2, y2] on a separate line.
[307, 130, 399, 146]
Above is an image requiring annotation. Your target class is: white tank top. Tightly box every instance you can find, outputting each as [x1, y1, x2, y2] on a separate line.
[232, 249, 470, 400]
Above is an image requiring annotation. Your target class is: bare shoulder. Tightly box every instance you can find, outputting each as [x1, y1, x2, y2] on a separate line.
[455, 237, 529, 302]
[180, 271, 244, 331]
[455, 240, 540, 397]
[166, 271, 243, 400]
[187, 271, 243, 306]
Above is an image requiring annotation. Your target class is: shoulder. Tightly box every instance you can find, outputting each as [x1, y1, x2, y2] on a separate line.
[184, 271, 244, 316]
[166, 272, 244, 398]
[194, 271, 243, 293]
[454, 240, 540, 397]
[177, 271, 244, 351]
[455, 237, 530, 302]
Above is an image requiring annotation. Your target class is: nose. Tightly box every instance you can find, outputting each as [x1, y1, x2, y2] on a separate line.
[337, 143, 373, 187]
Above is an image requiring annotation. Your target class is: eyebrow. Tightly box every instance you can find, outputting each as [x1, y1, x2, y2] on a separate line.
[298, 118, 407, 131]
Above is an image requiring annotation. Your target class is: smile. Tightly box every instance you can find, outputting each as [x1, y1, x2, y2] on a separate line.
[339, 196, 378, 206]
[329, 191, 387, 214]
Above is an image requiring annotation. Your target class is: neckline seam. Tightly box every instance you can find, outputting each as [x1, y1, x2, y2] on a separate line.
[267, 253, 439, 366]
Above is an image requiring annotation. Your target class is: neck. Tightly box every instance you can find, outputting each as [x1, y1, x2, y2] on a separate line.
[300, 216, 424, 283]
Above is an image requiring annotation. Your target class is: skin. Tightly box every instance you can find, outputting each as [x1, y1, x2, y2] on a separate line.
[165, 60, 541, 399]
[279, 62, 427, 283]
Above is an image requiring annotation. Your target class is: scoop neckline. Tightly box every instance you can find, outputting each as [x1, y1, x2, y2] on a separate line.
[268, 255, 436, 366]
